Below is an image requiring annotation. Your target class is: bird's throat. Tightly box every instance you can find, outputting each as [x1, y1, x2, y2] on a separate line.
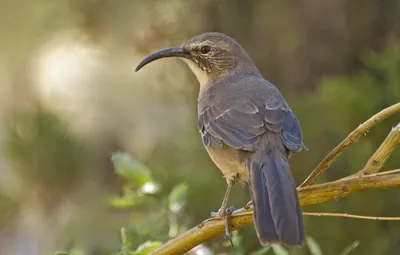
[181, 58, 213, 94]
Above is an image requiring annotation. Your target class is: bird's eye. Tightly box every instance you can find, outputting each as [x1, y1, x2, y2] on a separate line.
[200, 45, 211, 54]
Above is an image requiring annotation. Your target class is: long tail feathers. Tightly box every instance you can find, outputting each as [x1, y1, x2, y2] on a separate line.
[247, 153, 305, 247]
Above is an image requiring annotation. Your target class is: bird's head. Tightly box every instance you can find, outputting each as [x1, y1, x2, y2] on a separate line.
[135, 32, 259, 89]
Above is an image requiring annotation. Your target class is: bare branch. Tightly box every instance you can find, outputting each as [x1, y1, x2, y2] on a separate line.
[374, 169, 400, 176]
[303, 212, 400, 221]
[356, 123, 400, 176]
[300, 103, 400, 187]
[152, 172, 400, 255]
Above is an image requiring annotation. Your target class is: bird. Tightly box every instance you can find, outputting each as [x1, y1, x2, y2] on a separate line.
[135, 32, 308, 247]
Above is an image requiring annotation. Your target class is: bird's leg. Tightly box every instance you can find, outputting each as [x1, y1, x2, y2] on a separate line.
[210, 179, 236, 245]
[211, 179, 234, 217]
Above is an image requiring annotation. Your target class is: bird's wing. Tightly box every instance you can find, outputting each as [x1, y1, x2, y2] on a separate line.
[198, 100, 265, 151]
[198, 97, 307, 153]
[264, 102, 307, 152]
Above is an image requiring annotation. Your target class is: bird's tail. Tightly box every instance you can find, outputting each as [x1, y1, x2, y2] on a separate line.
[247, 152, 305, 247]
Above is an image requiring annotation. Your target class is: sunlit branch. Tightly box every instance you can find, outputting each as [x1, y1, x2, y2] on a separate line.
[300, 103, 400, 187]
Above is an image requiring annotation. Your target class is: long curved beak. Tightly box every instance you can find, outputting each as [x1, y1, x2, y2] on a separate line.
[135, 46, 191, 72]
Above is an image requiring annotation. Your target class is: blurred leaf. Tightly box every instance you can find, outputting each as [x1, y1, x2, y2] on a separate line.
[168, 183, 188, 213]
[110, 194, 158, 208]
[121, 227, 131, 255]
[250, 246, 271, 255]
[112, 152, 152, 186]
[339, 240, 360, 255]
[230, 231, 244, 255]
[271, 245, 288, 255]
[307, 236, 323, 255]
[133, 241, 163, 255]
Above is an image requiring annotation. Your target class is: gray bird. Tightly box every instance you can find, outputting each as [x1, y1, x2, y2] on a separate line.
[135, 32, 307, 247]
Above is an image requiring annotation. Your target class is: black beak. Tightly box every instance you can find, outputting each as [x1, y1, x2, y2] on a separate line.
[135, 46, 191, 72]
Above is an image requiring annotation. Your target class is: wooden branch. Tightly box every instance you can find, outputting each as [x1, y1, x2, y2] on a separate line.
[355, 123, 400, 176]
[300, 103, 400, 187]
[303, 212, 400, 221]
[152, 172, 400, 255]
[297, 171, 400, 206]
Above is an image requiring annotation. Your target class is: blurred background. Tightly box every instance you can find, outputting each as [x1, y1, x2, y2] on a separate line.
[0, 0, 400, 254]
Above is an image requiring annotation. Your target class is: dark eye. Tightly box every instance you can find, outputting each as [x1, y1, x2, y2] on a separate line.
[200, 45, 211, 54]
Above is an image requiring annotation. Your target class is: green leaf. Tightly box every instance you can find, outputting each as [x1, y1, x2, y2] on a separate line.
[121, 227, 131, 255]
[340, 240, 360, 255]
[111, 152, 151, 186]
[271, 245, 288, 255]
[133, 241, 163, 255]
[307, 236, 323, 255]
[109, 194, 158, 208]
[168, 183, 188, 213]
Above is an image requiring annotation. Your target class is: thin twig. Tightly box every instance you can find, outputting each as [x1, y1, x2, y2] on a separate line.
[151, 172, 400, 255]
[300, 103, 400, 187]
[303, 212, 400, 221]
[373, 169, 400, 176]
[355, 123, 400, 176]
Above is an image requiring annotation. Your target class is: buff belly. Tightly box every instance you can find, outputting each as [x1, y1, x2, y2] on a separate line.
[206, 145, 249, 184]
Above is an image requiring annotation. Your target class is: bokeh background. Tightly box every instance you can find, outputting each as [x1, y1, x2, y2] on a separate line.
[1, 0, 400, 254]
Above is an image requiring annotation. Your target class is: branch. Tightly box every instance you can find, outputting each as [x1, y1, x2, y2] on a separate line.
[355, 124, 400, 176]
[303, 212, 400, 221]
[152, 172, 400, 255]
[300, 103, 400, 187]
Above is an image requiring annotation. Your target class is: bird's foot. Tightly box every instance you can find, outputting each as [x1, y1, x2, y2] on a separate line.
[209, 206, 235, 246]
[245, 200, 253, 210]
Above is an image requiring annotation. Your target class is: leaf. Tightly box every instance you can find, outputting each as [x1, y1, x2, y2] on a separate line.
[112, 152, 151, 186]
[340, 240, 360, 255]
[271, 245, 288, 255]
[168, 183, 188, 214]
[109, 194, 158, 208]
[133, 241, 163, 255]
[121, 227, 131, 255]
[307, 236, 323, 255]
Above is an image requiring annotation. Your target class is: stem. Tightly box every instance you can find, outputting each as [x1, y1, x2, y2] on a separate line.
[300, 103, 400, 187]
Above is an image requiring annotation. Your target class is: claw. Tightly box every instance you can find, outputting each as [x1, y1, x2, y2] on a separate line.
[223, 206, 235, 247]
[210, 211, 221, 218]
[204, 206, 236, 246]
[198, 217, 218, 228]
[245, 200, 253, 210]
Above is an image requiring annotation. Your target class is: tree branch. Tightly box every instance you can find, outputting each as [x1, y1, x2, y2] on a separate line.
[355, 123, 400, 176]
[303, 212, 400, 221]
[152, 172, 400, 255]
[300, 103, 400, 187]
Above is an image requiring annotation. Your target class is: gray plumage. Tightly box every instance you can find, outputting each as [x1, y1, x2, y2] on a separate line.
[135, 32, 308, 247]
